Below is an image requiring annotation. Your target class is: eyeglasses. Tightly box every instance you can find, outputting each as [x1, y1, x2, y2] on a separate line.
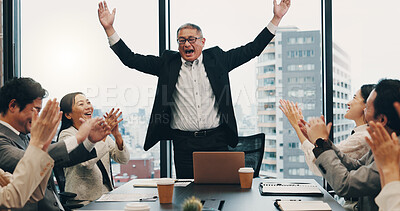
[177, 37, 202, 44]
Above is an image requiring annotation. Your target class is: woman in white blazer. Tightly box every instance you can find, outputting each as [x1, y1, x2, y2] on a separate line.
[58, 92, 130, 201]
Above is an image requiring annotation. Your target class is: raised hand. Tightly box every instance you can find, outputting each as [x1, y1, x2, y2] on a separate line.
[104, 108, 125, 150]
[272, 0, 291, 25]
[365, 121, 400, 186]
[104, 108, 123, 137]
[279, 99, 303, 128]
[305, 115, 332, 144]
[298, 119, 310, 141]
[30, 99, 63, 152]
[98, 1, 116, 37]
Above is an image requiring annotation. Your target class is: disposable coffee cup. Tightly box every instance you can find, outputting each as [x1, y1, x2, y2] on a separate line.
[157, 179, 174, 204]
[238, 167, 254, 189]
[124, 202, 150, 211]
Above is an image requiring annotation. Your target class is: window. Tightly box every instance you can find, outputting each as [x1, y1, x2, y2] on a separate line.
[261, 115, 275, 123]
[288, 142, 299, 149]
[287, 64, 315, 71]
[21, 0, 160, 182]
[259, 102, 275, 111]
[258, 65, 275, 74]
[264, 78, 275, 86]
[258, 53, 275, 62]
[258, 90, 276, 98]
[305, 36, 314, 43]
[288, 37, 296, 44]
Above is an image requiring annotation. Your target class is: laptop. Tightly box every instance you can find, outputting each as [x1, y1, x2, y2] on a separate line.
[193, 151, 245, 184]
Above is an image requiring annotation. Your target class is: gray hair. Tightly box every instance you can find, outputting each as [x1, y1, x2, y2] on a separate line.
[177, 23, 203, 38]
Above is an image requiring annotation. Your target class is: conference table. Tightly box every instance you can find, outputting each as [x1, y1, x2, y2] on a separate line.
[79, 178, 345, 210]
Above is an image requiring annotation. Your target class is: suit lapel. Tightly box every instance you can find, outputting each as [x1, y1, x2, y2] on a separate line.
[167, 56, 183, 101]
[0, 123, 26, 149]
[203, 52, 220, 99]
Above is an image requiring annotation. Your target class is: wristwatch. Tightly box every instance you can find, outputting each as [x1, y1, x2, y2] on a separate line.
[312, 138, 333, 158]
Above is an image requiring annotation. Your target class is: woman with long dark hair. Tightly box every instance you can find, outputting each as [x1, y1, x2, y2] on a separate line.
[58, 92, 130, 201]
[280, 84, 375, 176]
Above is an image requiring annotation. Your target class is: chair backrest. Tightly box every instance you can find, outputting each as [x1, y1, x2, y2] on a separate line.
[53, 167, 66, 193]
[228, 133, 265, 177]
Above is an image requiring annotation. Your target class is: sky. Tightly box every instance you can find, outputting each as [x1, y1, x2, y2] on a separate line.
[20, 0, 399, 114]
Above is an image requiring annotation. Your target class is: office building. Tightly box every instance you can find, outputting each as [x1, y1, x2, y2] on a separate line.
[256, 27, 352, 183]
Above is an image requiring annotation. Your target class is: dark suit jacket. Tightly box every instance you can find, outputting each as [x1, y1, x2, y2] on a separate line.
[111, 27, 274, 151]
[0, 123, 97, 211]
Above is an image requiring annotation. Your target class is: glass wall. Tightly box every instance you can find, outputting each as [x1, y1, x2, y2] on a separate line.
[332, 2, 400, 145]
[21, 0, 160, 186]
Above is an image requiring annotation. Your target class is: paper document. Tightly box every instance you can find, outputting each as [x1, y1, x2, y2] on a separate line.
[259, 182, 323, 196]
[96, 193, 157, 202]
[275, 201, 331, 211]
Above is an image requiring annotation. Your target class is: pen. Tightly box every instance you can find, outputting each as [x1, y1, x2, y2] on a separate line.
[139, 196, 158, 202]
[275, 199, 302, 201]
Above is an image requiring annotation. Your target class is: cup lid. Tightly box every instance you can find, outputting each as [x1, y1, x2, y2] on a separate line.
[156, 178, 175, 185]
[238, 167, 254, 173]
[125, 202, 150, 210]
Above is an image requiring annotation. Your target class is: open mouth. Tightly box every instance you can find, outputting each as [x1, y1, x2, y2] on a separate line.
[84, 112, 92, 118]
[185, 49, 194, 55]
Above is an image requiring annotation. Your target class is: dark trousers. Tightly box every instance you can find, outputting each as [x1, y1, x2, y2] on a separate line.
[172, 126, 229, 179]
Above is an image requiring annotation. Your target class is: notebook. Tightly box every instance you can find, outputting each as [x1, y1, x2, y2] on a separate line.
[274, 201, 331, 211]
[192, 151, 245, 184]
[259, 182, 323, 196]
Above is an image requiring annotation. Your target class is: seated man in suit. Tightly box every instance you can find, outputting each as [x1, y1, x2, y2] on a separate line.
[300, 79, 400, 211]
[0, 77, 112, 211]
[366, 105, 400, 211]
[0, 98, 60, 208]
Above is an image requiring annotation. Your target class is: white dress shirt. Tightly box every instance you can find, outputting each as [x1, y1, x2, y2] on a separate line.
[169, 54, 220, 131]
[375, 181, 400, 211]
[301, 124, 370, 176]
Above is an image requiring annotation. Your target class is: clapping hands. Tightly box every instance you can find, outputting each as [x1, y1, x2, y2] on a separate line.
[75, 117, 111, 144]
[104, 108, 123, 137]
[30, 99, 62, 152]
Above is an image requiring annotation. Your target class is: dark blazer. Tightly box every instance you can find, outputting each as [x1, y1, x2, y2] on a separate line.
[111, 27, 274, 151]
[0, 123, 97, 211]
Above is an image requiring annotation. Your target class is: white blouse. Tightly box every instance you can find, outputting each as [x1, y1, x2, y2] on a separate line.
[375, 181, 400, 211]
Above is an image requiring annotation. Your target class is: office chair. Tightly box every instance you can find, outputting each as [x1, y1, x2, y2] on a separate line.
[53, 167, 85, 211]
[228, 133, 265, 177]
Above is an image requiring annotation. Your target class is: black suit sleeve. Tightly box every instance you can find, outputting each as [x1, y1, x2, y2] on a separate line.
[221, 27, 275, 72]
[111, 39, 163, 76]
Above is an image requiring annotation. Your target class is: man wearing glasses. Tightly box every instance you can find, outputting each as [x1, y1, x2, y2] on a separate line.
[98, 0, 291, 178]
